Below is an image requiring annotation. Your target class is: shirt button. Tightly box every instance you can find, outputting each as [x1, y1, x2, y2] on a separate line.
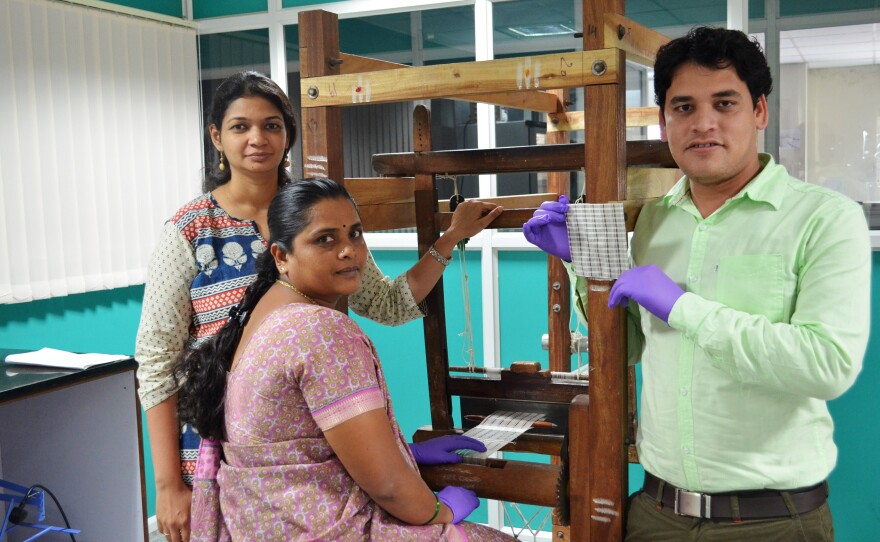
[699, 224, 708, 232]
[680, 388, 688, 396]
[683, 447, 691, 455]
[689, 275, 699, 283]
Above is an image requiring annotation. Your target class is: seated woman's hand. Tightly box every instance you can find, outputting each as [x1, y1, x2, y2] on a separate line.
[437, 486, 480, 524]
[409, 435, 486, 466]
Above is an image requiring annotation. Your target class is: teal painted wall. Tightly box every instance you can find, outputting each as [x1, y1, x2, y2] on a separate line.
[183, 0, 875, 22]
[102, 0, 182, 17]
[1, 251, 878, 539]
[193, 0, 267, 19]
[0, 285, 154, 511]
[282, 0, 347, 8]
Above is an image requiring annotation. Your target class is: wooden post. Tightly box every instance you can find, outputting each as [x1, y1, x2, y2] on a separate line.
[546, 89, 572, 375]
[569, 394, 592, 541]
[298, 10, 345, 184]
[582, 1, 628, 541]
[299, 10, 348, 312]
[412, 105, 454, 430]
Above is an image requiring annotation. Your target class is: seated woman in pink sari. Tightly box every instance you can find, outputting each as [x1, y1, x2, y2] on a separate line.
[175, 178, 516, 542]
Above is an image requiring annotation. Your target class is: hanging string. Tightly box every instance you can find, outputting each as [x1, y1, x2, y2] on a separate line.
[437, 174, 474, 369]
[437, 173, 477, 370]
[569, 304, 587, 378]
[458, 229, 476, 370]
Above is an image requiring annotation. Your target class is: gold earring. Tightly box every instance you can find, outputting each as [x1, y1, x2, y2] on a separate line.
[279, 267, 286, 274]
[283, 158, 291, 168]
[218, 151, 226, 172]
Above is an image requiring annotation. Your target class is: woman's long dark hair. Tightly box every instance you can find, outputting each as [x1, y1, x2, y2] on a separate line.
[204, 71, 298, 192]
[175, 178, 356, 440]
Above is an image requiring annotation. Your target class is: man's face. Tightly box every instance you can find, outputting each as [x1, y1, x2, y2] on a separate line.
[659, 62, 768, 191]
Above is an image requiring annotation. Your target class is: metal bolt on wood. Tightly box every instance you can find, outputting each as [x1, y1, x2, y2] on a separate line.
[591, 60, 607, 76]
[307, 86, 319, 99]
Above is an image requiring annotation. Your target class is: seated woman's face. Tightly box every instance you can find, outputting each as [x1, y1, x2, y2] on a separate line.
[288, 197, 367, 303]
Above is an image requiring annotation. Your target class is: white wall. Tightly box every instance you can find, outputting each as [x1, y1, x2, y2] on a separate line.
[806, 64, 880, 201]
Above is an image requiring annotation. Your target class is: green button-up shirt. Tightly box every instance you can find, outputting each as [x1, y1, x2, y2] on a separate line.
[576, 154, 871, 493]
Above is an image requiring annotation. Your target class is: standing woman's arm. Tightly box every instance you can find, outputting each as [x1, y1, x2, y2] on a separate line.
[349, 201, 502, 326]
[136, 222, 199, 542]
[145, 397, 192, 542]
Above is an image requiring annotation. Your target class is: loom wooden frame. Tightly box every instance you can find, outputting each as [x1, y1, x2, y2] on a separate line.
[297, 4, 672, 540]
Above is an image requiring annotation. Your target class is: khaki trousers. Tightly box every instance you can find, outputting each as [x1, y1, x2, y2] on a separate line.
[625, 490, 834, 542]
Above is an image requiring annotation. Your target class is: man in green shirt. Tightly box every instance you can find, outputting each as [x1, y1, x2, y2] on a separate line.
[524, 27, 870, 540]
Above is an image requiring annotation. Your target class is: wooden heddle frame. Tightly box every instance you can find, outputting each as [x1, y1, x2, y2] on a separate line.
[297, 2, 675, 540]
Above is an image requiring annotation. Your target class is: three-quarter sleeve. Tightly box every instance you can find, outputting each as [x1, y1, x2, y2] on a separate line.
[135, 221, 199, 410]
[348, 250, 425, 326]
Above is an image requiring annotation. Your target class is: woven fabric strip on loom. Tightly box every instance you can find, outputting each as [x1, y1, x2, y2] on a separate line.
[459, 411, 545, 459]
[565, 203, 629, 280]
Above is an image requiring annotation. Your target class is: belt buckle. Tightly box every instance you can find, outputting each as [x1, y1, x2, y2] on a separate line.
[674, 488, 712, 519]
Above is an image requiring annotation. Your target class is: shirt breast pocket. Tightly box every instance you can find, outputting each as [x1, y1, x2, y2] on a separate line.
[716, 254, 784, 323]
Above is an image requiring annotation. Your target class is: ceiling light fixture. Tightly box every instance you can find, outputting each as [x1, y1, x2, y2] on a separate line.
[507, 23, 575, 38]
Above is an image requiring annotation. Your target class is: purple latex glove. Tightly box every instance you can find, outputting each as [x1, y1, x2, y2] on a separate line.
[523, 195, 571, 262]
[437, 486, 480, 524]
[608, 265, 685, 324]
[409, 435, 486, 466]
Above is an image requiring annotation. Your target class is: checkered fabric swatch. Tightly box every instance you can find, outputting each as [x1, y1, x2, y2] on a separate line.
[565, 203, 629, 280]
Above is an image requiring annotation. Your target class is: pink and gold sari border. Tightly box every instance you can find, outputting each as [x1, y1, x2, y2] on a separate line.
[313, 387, 384, 431]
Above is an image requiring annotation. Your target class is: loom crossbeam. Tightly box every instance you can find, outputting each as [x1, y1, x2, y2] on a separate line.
[301, 50, 620, 108]
[371, 140, 676, 176]
[448, 375, 587, 404]
[419, 459, 562, 507]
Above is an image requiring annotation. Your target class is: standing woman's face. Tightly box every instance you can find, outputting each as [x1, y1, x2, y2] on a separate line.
[282, 197, 367, 306]
[209, 96, 289, 180]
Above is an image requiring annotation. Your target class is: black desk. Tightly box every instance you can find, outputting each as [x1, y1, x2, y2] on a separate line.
[0, 349, 147, 541]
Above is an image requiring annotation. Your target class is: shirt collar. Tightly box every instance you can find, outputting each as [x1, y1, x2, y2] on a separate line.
[661, 154, 786, 211]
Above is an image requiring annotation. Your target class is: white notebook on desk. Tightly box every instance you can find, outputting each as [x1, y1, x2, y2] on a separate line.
[5, 347, 129, 370]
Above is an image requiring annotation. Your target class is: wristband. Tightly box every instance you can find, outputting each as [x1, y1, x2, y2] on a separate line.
[428, 246, 450, 267]
[421, 494, 442, 525]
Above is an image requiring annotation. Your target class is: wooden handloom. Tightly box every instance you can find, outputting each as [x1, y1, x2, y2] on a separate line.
[297, 3, 674, 540]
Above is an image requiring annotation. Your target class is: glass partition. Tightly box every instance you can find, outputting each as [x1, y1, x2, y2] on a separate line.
[779, 23, 880, 210]
[626, 0, 726, 33]
[193, 0, 267, 19]
[780, 0, 879, 17]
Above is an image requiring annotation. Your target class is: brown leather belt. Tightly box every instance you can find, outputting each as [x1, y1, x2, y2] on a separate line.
[643, 472, 828, 520]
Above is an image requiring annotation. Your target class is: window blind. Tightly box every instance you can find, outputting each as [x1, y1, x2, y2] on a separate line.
[0, 0, 202, 303]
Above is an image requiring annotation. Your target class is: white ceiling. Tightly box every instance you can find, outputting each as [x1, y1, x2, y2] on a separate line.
[778, 23, 880, 68]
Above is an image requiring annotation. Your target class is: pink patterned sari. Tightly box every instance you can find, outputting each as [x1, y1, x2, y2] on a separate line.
[190, 304, 513, 542]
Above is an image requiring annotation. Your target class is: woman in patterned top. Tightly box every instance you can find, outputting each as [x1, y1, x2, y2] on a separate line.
[175, 179, 515, 541]
[136, 72, 502, 542]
